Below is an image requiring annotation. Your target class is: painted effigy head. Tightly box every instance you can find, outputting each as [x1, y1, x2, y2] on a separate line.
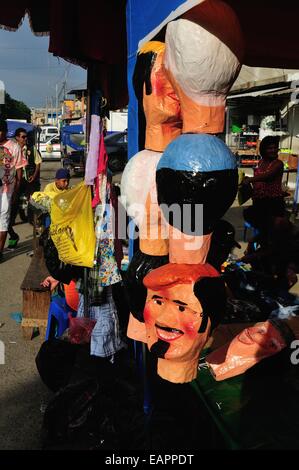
[156, 134, 238, 263]
[133, 41, 182, 152]
[143, 263, 226, 383]
[121, 149, 169, 256]
[164, 0, 244, 134]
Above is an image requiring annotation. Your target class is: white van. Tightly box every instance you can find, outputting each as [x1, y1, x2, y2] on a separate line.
[39, 126, 59, 142]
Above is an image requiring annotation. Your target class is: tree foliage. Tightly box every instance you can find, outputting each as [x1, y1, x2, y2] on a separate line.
[1, 92, 31, 122]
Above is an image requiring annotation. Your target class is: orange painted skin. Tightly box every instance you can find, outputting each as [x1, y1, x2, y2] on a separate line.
[139, 188, 169, 256]
[142, 263, 220, 382]
[144, 283, 210, 363]
[162, 71, 225, 134]
[167, 225, 212, 264]
[143, 46, 182, 152]
[206, 321, 287, 381]
[127, 313, 147, 343]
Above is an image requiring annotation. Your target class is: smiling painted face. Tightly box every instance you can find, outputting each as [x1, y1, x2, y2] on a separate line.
[142, 262, 225, 383]
[144, 282, 210, 363]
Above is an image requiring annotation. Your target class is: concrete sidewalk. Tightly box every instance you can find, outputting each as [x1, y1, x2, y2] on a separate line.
[0, 161, 62, 449]
[0, 221, 52, 449]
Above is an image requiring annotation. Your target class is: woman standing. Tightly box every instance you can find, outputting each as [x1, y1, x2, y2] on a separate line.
[243, 135, 286, 250]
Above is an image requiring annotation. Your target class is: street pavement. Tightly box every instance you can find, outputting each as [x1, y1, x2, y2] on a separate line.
[0, 163, 298, 449]
[0, 161, 82, 450]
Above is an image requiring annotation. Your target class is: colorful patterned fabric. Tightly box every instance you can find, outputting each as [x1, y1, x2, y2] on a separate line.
[94, 197, 122, 287]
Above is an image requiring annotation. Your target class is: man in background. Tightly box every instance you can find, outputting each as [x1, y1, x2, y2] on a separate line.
[8, 127, 42, 248]
[0, 120, 26, 261]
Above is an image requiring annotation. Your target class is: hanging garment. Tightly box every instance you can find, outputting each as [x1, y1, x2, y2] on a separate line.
[85, 91, 101, 186]
[92, 130, 108, 208]
[77, 288, 126, 358]
[94, 190, 122, 287]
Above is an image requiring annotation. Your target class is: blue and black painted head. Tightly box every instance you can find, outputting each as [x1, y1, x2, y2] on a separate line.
[156, 134, 238, 235]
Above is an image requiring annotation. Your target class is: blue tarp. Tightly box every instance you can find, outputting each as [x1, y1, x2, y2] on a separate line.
[6, 120, 35, 138]
[61, 125, 84, 135]
[61, 125, 84, 152]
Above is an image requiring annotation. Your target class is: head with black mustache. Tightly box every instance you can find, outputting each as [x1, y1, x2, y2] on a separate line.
[143, 262, 226, 383]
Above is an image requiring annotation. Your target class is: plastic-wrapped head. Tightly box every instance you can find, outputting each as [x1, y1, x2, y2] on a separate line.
[164, 0, 244, 133]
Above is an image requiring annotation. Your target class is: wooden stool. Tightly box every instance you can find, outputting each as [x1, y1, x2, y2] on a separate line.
[20, 246, 50, 340]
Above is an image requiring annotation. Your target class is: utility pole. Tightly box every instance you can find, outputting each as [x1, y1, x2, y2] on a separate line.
[45, 96, 48, 124]
[50, 97, 54, 124]
[55, 83, 59, 126]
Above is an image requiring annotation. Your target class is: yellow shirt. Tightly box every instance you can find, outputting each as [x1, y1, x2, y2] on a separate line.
[44, 182, 66, 194]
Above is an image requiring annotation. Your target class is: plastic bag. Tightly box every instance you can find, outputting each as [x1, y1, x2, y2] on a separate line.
[68, 314, 96, 345]
[50, 182, 96, 267]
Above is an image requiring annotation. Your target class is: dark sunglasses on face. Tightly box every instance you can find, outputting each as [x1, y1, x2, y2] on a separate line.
[19, 135, 27, 139]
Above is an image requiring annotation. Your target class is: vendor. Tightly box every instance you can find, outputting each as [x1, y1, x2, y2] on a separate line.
[44, 168, 70, 194]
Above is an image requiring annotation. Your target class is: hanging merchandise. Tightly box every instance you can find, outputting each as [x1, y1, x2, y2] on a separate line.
[143, 262, 227, 383]
[94, 189, 122, 287]
[85, 90, 102, 186]
[68, 313, 97, 345]
[133, 41, 182, 152]
[92, 129, 108, 209]
[156, 134, 238, 264]
[163, 2, 244, 134]
[205, 317, 299, 381]
[50, 181, 96, 268]
[77, 287, 125, 358]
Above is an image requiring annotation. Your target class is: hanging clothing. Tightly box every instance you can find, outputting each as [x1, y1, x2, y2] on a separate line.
[92, 130, 108, 208]
[94, 198, 122, 287]
[77, 287, 125, 358]
[85, 91, 101, 186]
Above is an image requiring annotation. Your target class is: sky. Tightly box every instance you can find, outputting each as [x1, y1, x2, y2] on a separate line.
[0, 15, 87, 109]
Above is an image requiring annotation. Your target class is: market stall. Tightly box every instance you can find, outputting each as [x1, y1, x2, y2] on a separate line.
[2, 0, 299, 450]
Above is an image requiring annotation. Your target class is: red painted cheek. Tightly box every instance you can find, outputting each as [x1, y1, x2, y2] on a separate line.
[183, 321, 199, 340]
[143, 305, 154, 325]
[152, 72, 167, 96]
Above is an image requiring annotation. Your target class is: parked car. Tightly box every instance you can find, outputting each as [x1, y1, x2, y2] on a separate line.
[39, 134, 61, 161]
[39, 125, 59, 143]
[105, 130, 128, 173]
[61, 125, 85, 175]
[61, 127, 128, 176]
